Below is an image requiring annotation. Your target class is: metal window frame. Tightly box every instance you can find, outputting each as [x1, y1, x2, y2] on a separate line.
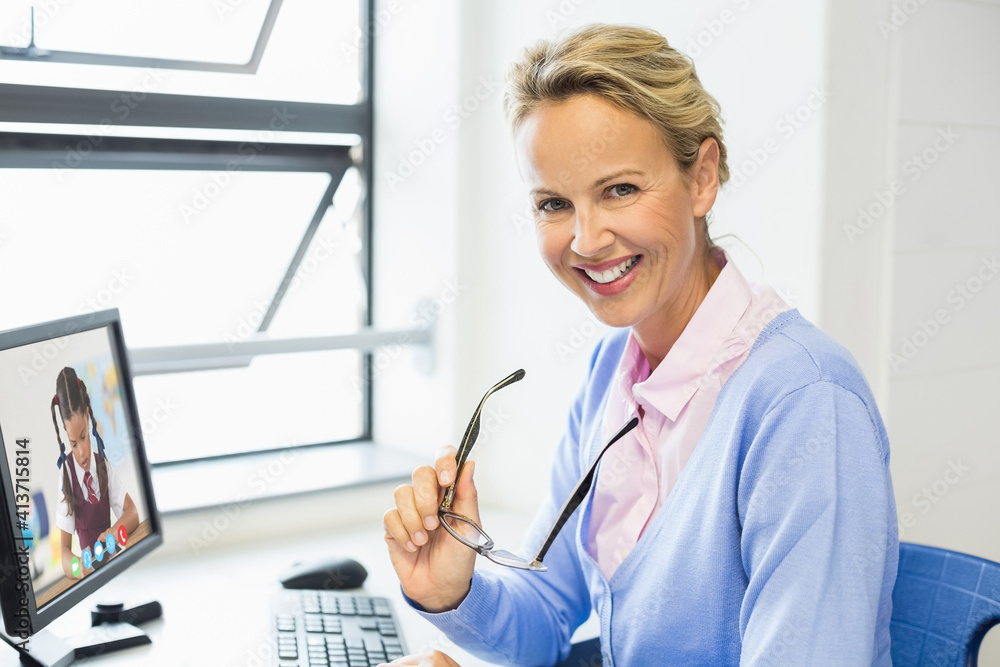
[0, 0, 417, 464]
[0, 0, 284, 73]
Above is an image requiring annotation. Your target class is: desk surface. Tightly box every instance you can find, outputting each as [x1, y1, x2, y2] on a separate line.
[1, 511, 572, 667]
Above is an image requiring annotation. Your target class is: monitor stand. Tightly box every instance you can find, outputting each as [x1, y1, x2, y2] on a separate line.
[15, 623, 150, 667]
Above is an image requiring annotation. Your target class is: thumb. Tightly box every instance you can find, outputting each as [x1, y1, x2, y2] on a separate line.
[450, 460, 480, 523]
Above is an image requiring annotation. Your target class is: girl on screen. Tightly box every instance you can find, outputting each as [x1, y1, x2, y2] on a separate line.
[51, 366, 139, 579]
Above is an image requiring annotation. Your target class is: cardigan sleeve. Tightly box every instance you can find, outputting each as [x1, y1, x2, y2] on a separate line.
[405, 349, 606, 666]
[737, 379, 897, 666]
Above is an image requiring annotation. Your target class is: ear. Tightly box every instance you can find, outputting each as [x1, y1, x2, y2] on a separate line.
[690, 137, 721, 218]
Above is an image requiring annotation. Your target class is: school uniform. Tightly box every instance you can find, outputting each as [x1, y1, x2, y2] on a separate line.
[55, 449, 126, 556]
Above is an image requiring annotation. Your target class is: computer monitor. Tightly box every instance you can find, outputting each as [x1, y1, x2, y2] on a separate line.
[0, 309, 162, 663]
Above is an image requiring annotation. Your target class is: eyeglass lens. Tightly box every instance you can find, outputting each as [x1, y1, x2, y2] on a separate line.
[440, 512, 493, 550]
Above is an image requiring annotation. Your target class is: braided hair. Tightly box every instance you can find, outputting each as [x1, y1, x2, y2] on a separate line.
[51, 367, 108, 518]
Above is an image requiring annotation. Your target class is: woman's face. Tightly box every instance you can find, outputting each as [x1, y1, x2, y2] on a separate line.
[64, 412, 92, 472]
[514, 94, 719, 339]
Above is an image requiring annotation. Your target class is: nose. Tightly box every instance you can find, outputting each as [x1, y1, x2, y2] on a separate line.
[569, 207, 614, 257]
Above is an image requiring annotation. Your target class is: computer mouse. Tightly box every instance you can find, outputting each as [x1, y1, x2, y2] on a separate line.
[279, 556, 368, 590]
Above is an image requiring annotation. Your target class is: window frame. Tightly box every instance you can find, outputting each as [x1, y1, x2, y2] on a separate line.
[0, 0, 285, 73]
[0, 0, 413, 479]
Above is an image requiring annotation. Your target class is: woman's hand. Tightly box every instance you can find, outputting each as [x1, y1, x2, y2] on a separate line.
[379, 650, 462, 666]
[383, 448, 479, 612]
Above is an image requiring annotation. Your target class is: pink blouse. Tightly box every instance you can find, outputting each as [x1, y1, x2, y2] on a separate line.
[586, 249, 790, 579]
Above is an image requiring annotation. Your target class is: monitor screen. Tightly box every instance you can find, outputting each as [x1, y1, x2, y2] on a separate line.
[0, 310, 161, 638]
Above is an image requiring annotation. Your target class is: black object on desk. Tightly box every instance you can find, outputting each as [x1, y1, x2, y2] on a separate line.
[280, 557, 368, 591]
[91, 601, 162, 627]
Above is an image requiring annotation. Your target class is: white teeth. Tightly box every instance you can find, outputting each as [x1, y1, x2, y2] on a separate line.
[585, 256, 637, 284]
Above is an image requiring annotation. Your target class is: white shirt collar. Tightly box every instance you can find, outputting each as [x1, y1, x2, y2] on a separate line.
[70, 448, 99, 492]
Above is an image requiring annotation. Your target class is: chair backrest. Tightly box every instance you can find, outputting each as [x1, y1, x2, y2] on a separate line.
[892, 542, 1000, 666]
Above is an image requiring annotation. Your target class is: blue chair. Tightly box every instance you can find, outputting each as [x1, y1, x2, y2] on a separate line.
[892, 542, 1000, 666]
[553, 542, 1000, 667]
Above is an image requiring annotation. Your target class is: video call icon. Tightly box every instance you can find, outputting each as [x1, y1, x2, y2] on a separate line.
[70, 557, 81, 577]
[81, 547, 93, 571]
[94, 540, 104, 562]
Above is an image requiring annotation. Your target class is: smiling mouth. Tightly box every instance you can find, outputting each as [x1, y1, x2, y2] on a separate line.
[581, 256, 639, 284]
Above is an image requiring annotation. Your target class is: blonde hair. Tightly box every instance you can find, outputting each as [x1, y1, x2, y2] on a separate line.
[503, 23, 729, 189]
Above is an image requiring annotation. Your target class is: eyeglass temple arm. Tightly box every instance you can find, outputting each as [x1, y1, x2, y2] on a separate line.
[531, 416, 639, 566]
[441, 369, 526, 510]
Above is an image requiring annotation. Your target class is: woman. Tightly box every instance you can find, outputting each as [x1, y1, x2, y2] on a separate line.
[383, 24, 897, 666]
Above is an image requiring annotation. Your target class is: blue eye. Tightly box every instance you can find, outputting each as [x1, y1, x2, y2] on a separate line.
[610, 184, 636, 197]
[539, 199, 568, 212]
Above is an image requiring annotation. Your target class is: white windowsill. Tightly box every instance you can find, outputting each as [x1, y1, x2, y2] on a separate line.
[151, 441, 423, 515]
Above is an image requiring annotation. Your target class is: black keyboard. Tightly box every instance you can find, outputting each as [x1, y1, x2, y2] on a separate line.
[272, 589, 408, 667]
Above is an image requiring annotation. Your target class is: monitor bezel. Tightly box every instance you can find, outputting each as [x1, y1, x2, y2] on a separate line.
[0, 309, 163, 638]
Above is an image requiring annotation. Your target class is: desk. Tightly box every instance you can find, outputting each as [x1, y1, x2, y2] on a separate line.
[1, 510, 591, 667]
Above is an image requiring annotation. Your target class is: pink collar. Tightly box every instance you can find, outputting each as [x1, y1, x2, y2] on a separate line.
[617, 249, 753, 421]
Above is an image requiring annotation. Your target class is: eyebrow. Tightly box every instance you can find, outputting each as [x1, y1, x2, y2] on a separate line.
[529, 168, 645, 198]
[590, 169, 644, 190]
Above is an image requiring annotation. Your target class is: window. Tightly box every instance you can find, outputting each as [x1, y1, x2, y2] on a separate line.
[0, 0, 361, 102]
[0, 0, 396, 469]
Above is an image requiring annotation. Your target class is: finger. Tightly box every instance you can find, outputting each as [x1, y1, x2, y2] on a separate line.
[392, 484, 429, 546]
[434, 446, 459, 487]
[383, 508, 416, 553]
[380, 651, 454, 666]
[379, 656, 420, 666]
[412, 466, 441, 531]
[451, 460, 480, 523]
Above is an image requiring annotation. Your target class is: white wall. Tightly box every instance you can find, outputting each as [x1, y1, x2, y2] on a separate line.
[883, 0, 1000, 564]
[820, 1, 1000, 656]
[372, 0, 462, 454]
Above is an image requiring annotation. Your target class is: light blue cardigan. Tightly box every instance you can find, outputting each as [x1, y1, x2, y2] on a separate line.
[412, 310, 898, 666]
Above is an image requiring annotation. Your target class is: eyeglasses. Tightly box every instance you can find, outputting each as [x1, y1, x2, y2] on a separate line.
[438, 369, 639, 572]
